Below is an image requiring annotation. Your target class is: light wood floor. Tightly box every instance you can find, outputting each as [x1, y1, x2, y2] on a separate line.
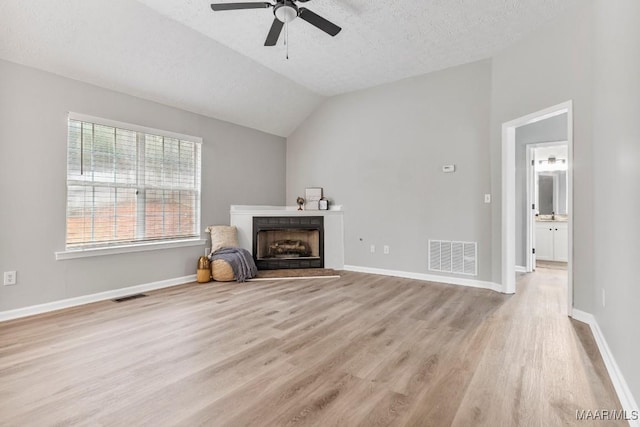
[0, 269, 622, 426]
[535, 260, 568, 270]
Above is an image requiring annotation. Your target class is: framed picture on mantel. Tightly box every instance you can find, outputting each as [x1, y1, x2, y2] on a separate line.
[305, 187, 322, 210]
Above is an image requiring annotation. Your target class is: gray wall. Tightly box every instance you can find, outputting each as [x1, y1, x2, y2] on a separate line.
[490, 2, 595, 311]
[514, 113, 567, 266]
[592, 0, 640, 405]
[287, 60, 492, 281]
[0, 59, 286, 311]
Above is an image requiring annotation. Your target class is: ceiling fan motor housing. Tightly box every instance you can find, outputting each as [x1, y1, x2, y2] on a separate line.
[274, 1, 298, 23]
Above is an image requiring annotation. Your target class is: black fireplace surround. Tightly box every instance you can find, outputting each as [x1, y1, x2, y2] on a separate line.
[253, 216, 324, 270]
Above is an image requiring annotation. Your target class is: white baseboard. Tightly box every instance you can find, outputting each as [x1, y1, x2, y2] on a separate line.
[570, 308, 593, 324]
[515, 265, 527, 273]
[571, 309, 640, 426]
[343, 265, 503, 293]
[0, 275, 196, 322]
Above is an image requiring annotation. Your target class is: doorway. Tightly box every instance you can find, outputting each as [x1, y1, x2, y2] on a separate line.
[527, 142, 569, 271]
[501, 101, 573, 313]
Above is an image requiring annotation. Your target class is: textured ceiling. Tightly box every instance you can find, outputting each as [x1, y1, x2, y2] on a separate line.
[0, 0, 322, 136]
[138, 0, 580, 96]
[0, 0, 579, 137]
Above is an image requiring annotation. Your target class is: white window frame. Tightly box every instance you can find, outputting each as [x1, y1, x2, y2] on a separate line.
[56, 113, 205, 260]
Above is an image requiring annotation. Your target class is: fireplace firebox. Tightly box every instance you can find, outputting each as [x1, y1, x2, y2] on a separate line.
[253, 216, 324, 270]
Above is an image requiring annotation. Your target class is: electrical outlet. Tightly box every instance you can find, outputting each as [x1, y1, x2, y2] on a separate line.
[370, 244, 375, 254]
[383, 245, 390, 255]
[602, 288, 606, 308]
[4, 271, 17, 286]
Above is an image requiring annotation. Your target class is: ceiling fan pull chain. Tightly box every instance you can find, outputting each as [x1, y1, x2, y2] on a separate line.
[286, 22, 289, 60]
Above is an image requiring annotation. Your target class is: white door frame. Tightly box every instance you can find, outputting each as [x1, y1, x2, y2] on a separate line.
[501, 100, 574, 313]
[525, 140, 569, 272]
[525, 140, 571, 273]
[526, 145, 535, 272]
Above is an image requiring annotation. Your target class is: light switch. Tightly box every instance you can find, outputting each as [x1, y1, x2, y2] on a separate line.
[3, 271, 16, 286]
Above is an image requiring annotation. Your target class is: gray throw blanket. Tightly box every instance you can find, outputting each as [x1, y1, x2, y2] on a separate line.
[209, 247, 257, 282]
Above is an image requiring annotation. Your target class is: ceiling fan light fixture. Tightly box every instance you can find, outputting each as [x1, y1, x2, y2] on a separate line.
[275, 4, 298, 23]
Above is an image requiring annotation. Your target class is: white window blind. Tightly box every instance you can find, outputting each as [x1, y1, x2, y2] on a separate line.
[66, 114, 202, 249]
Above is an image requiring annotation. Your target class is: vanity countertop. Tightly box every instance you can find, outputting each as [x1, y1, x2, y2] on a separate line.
[536, 215, 568, 222]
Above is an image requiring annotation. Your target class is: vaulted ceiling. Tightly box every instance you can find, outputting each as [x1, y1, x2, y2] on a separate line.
[0, 0, 578, 137]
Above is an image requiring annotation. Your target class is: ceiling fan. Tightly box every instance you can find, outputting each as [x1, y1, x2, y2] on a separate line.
[210, 1, 342, 46]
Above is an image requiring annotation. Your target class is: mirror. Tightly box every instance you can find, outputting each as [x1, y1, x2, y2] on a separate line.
[537, 171, 567, 215]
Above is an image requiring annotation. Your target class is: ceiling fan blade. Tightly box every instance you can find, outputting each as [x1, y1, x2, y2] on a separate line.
[264, 18, 284, 46]
[211, 2, 271, 11]
[299, 8, 341, 36]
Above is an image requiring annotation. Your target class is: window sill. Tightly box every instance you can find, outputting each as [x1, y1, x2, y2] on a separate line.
[55, 238, 206, 260]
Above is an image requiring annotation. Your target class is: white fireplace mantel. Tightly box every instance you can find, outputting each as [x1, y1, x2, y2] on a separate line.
[229, 205, 345, 270]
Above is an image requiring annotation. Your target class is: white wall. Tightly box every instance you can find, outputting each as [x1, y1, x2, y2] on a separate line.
[490, 2, 595, 311]
[0, 59, 286, 312]
[592, 0, 640, 405]
[287, 60, 492, 281]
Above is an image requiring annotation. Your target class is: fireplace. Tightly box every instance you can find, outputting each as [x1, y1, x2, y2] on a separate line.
[253, 216, 324, 270]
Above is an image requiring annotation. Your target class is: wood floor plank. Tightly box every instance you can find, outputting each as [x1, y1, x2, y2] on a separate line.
[0, 269, 624, 426]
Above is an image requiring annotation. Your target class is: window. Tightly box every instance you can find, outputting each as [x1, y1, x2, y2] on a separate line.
[65, 113, 202, 250]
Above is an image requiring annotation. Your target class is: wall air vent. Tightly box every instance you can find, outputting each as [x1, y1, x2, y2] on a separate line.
[429, 240, 477, 276]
